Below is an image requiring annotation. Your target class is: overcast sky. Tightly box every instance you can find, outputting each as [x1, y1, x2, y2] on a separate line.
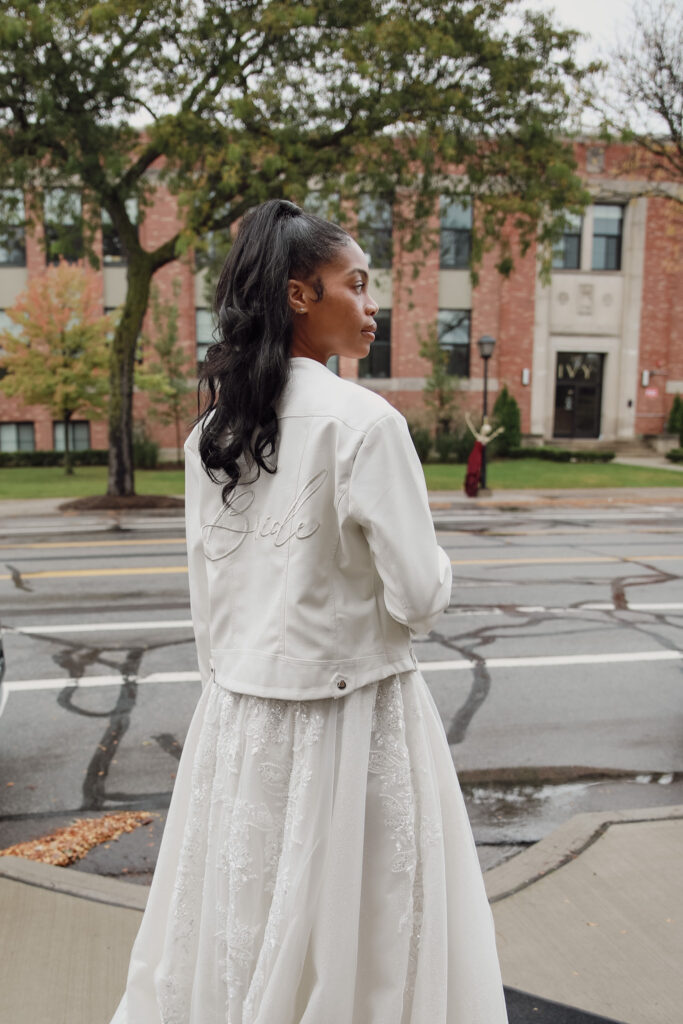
[521, 0, 636, 61]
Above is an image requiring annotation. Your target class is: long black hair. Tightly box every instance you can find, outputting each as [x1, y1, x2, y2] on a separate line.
[197, 199, 349, 503]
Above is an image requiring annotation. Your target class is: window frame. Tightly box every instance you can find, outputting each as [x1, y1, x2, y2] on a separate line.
[0, 189, 27, 267]
[358, 309, 392, 379]
[44, 188, 84, 265]
[552, 212, 583, 271]
[195, 308, 215, 369]
[439, 196, 472, 270]
[591, 204, 624, 272]
[53, 420, 91, 452]
[356, 195, 393, 270]
[0, 421, 35, 453]
[437, 308, 471, 378]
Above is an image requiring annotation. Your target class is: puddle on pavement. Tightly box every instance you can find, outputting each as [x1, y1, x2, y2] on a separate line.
[462, 773, 683, 845]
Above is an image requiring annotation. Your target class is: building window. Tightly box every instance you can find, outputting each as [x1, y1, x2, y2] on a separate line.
[437, 309, 470, 377]
[44, 189, 83, 264]
[305, 191, 340, 221]
[0, 422, 35, 452]
[592, 205, 623, 271]
[102, 198, 138, 265]
[358, 310, 391, 379]
[53, 421, 91, 451]
[439, 197, 472, 269]
[552, 212, 582, 270]
[356, 195, 392, 269]
[0, 189, 26, 267]
[196, 309, 215, 366]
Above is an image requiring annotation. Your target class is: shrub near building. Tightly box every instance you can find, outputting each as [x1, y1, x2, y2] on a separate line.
[491, 386, 522, 455]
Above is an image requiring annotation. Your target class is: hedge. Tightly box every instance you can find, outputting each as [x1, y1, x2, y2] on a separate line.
[404, 432, 617, 466]
[502, 447, 615, 463]
[666, 448, 683, 464]
[0, 449, 109, 467]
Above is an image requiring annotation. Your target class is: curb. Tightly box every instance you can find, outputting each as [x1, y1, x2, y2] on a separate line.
[484, 803, 683, 904]
[2, 485, 683, 522]
[2, 804, 682, 913]
[0, 854, 147, 911]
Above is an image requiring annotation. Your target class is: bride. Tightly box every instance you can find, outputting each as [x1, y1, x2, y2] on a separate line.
[109, 198, 508, 1024]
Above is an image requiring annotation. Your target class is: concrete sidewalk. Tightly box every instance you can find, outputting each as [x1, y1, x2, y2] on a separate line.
[0, 805, 680, 1024]
[2, 483, 683, 534]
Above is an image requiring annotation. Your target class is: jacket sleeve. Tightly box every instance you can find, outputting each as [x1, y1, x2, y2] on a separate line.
[184, 441, 212, 688]
[347, 412, 452, 635]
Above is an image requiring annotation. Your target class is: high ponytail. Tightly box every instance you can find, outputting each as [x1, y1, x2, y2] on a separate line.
[197, 199, 349, 503]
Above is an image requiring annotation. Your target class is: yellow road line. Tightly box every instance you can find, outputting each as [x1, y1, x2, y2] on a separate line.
[1, 554, 682, 583]
[0, 538, 186, 551]
[0, 566, 188, 581]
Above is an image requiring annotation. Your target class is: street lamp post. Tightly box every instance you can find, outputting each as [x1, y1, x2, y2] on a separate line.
[476, 334, 496, 491]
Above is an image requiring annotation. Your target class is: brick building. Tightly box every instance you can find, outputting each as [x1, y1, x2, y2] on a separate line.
[1, 139, 681, 458]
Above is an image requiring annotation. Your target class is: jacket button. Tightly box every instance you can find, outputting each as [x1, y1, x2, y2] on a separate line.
[336, 679, 347, 690]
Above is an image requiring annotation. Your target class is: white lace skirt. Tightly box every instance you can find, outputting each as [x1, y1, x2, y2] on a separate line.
[109, 671, 508, 1024]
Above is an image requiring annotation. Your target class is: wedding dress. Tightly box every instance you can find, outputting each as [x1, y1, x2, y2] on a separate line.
[109, 668, 508, 1023]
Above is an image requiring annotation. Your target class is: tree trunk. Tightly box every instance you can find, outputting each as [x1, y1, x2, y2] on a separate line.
[64, 412, 73, 476]
[107, 257, 153, 496]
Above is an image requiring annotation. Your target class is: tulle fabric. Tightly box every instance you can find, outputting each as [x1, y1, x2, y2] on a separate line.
[110, 671, 508, 1024]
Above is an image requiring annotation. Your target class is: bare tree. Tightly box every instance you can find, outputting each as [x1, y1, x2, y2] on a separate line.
[597, 0, 682, 199]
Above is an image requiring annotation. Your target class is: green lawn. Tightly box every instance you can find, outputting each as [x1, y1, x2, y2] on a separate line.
[0, 466, 185, 500]
[1, 459, 683, 501]
[424, 459, 683, 490]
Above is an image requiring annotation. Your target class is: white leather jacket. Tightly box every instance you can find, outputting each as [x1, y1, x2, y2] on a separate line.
[184, 355, 452, 701]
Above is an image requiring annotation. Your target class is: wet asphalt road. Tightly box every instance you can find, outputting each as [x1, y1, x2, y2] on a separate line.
[0, 501, 682, 880]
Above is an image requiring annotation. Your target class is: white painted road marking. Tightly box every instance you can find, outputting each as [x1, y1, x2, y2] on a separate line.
[516, 603, 683, 613]
[5, 620, 194, 635]
[2, 649, 680, 696]
[3, 603, 681, 640]
[1, 671, 201, 692]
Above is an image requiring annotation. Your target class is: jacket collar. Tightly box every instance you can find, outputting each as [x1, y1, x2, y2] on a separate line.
[289, 356, 332, 372]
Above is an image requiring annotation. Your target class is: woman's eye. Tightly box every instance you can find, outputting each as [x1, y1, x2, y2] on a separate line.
[354, 282, 364, 292]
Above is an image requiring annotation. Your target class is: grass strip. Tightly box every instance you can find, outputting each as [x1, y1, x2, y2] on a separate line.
[1, 459, 682, 500]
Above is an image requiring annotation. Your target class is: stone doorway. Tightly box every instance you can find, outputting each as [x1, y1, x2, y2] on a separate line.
[553, 352, 605, 439]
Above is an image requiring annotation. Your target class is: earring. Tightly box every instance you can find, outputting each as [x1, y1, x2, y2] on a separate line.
[297, 308, 306, 314]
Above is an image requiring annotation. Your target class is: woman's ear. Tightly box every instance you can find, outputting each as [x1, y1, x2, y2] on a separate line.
[287, 278, 308, 315]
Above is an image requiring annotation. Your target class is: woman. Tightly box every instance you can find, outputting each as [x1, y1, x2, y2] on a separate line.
[110, 200, 508, 1023]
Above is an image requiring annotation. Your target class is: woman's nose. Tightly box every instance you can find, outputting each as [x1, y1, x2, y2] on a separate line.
[366, 293, 379, 315]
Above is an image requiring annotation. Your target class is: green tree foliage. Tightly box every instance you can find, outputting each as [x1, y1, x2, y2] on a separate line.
[135, 279, 194, 465]
[492, 385, 522, 455]
[406, 423, 432, 464]
[419, 325, 459, 436]
[666, 394, 682, 435]
[0, 261, 112, 474]
[0, 0, 591, 494]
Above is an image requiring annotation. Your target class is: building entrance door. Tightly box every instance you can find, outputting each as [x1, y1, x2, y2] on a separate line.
[553, 352, 604, 439]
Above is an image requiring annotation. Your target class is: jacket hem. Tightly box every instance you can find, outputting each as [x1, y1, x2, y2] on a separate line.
[209, 648, 419, 701]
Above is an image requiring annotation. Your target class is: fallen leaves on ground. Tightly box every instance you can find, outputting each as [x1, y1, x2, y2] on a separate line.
[0, 811, 157, 866]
